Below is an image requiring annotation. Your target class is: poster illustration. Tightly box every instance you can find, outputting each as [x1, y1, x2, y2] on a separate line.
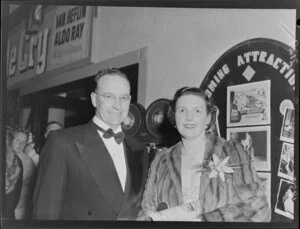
[227, 126, 271, 171]
[275, 179, 295, 220]
[227, 80, 271, 127]
[280, 108, 295, 143]
[278, 142, 294, 181]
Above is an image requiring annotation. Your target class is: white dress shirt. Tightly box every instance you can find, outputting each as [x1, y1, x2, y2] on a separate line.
[181, 131, 206, 204]
[93, 116, 127, 192]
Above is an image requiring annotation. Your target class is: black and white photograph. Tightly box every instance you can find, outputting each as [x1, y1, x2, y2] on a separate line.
[278, 142, 294, 181]
[275, 179, 295, 220]
[280, 108, 295, 143]
[227, 126, 271, 171]
[1, 1, 298, 228]
[227, 80, 271, 127]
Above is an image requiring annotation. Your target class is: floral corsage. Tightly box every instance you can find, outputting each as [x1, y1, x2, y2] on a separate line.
[196, 154, 243, 185]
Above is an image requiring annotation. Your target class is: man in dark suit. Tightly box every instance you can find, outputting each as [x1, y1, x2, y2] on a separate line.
[32, 68, 149, 220]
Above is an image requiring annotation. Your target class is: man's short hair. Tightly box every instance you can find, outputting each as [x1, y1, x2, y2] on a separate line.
[46, 121, 63, 130]
[45, 121, 64, 138]
[94, 68, 130, 91]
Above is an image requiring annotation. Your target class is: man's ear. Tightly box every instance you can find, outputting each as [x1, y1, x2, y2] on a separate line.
[91, 92, 97, 108]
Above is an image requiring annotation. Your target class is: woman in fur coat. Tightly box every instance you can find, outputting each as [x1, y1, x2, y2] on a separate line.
[138, 87, 271, 222]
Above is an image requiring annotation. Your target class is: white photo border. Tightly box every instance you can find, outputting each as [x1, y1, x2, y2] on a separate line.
[280, 108, 295, 143]
[226, 125, 271, 171]
[226, 80, 271, 127]
[278, 142, 294, 181]
[274, 179, 294, 220]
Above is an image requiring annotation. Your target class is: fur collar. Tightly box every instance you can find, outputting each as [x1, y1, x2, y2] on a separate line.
[162, 134, 226, 205]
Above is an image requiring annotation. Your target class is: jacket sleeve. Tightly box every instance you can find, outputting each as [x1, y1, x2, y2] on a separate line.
[200, 140, 271, 222]
[32, 132, 67, 220]
[130, 148, 150, 220]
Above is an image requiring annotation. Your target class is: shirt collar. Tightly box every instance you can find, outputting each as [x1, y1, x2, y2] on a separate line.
[93, 115, 122, 133]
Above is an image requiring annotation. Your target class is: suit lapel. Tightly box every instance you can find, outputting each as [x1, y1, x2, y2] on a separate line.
[117, 135, 146, 219]
[122, 135, 145, 195]
[117, 142, 132, 217]
[75, 121, 124, 214]
[123, 142, 132, 197]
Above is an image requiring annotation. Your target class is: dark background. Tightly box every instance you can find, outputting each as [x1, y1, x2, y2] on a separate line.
[1, 1, 299, 229]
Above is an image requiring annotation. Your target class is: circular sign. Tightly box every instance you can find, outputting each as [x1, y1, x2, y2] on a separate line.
[145, 98, 177, 142]
[200, 38, 295, 138]
[200, 38, 296, 221]
[279, 99, 294, 116]
[122, 102, 146, 136]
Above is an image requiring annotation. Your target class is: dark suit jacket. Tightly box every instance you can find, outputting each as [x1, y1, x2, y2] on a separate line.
[32, 121, 149, 220]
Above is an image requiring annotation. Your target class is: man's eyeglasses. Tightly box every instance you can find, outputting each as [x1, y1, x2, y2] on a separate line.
[94, 92, 131, 103]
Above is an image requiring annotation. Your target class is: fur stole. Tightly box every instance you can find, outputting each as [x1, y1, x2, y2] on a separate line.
[138, 134, 271, 222]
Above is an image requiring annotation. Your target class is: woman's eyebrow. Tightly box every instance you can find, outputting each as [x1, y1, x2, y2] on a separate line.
[191, 106, 205, 109]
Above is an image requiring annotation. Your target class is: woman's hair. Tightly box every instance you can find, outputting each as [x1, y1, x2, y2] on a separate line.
[167, 87, 218, 132]
[6, 125, 30, 148]
[13, 126, 30, 141]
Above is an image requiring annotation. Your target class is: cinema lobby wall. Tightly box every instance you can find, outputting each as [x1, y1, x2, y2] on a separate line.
[7, 6, 295, 108]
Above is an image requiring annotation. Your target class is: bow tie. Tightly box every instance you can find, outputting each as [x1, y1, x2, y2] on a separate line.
[96, 126, 125, 144]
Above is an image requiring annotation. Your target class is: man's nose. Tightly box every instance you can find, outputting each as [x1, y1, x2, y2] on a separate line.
[112, 96, 121, 108]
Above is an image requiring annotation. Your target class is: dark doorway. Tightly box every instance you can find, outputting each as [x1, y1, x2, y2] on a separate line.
[20, 63, 139, 151]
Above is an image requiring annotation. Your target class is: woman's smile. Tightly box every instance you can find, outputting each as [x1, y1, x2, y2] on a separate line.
[183, 124, 196, 129]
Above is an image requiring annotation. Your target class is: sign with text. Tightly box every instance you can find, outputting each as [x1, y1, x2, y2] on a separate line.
[200, 38, 295, 137]
[48, 5, 92, 71]
[7, 20, 50, 86]
[6, 5, 92, 87]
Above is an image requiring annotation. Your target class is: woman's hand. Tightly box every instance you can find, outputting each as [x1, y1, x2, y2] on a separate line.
[24, 142, 36, 156]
